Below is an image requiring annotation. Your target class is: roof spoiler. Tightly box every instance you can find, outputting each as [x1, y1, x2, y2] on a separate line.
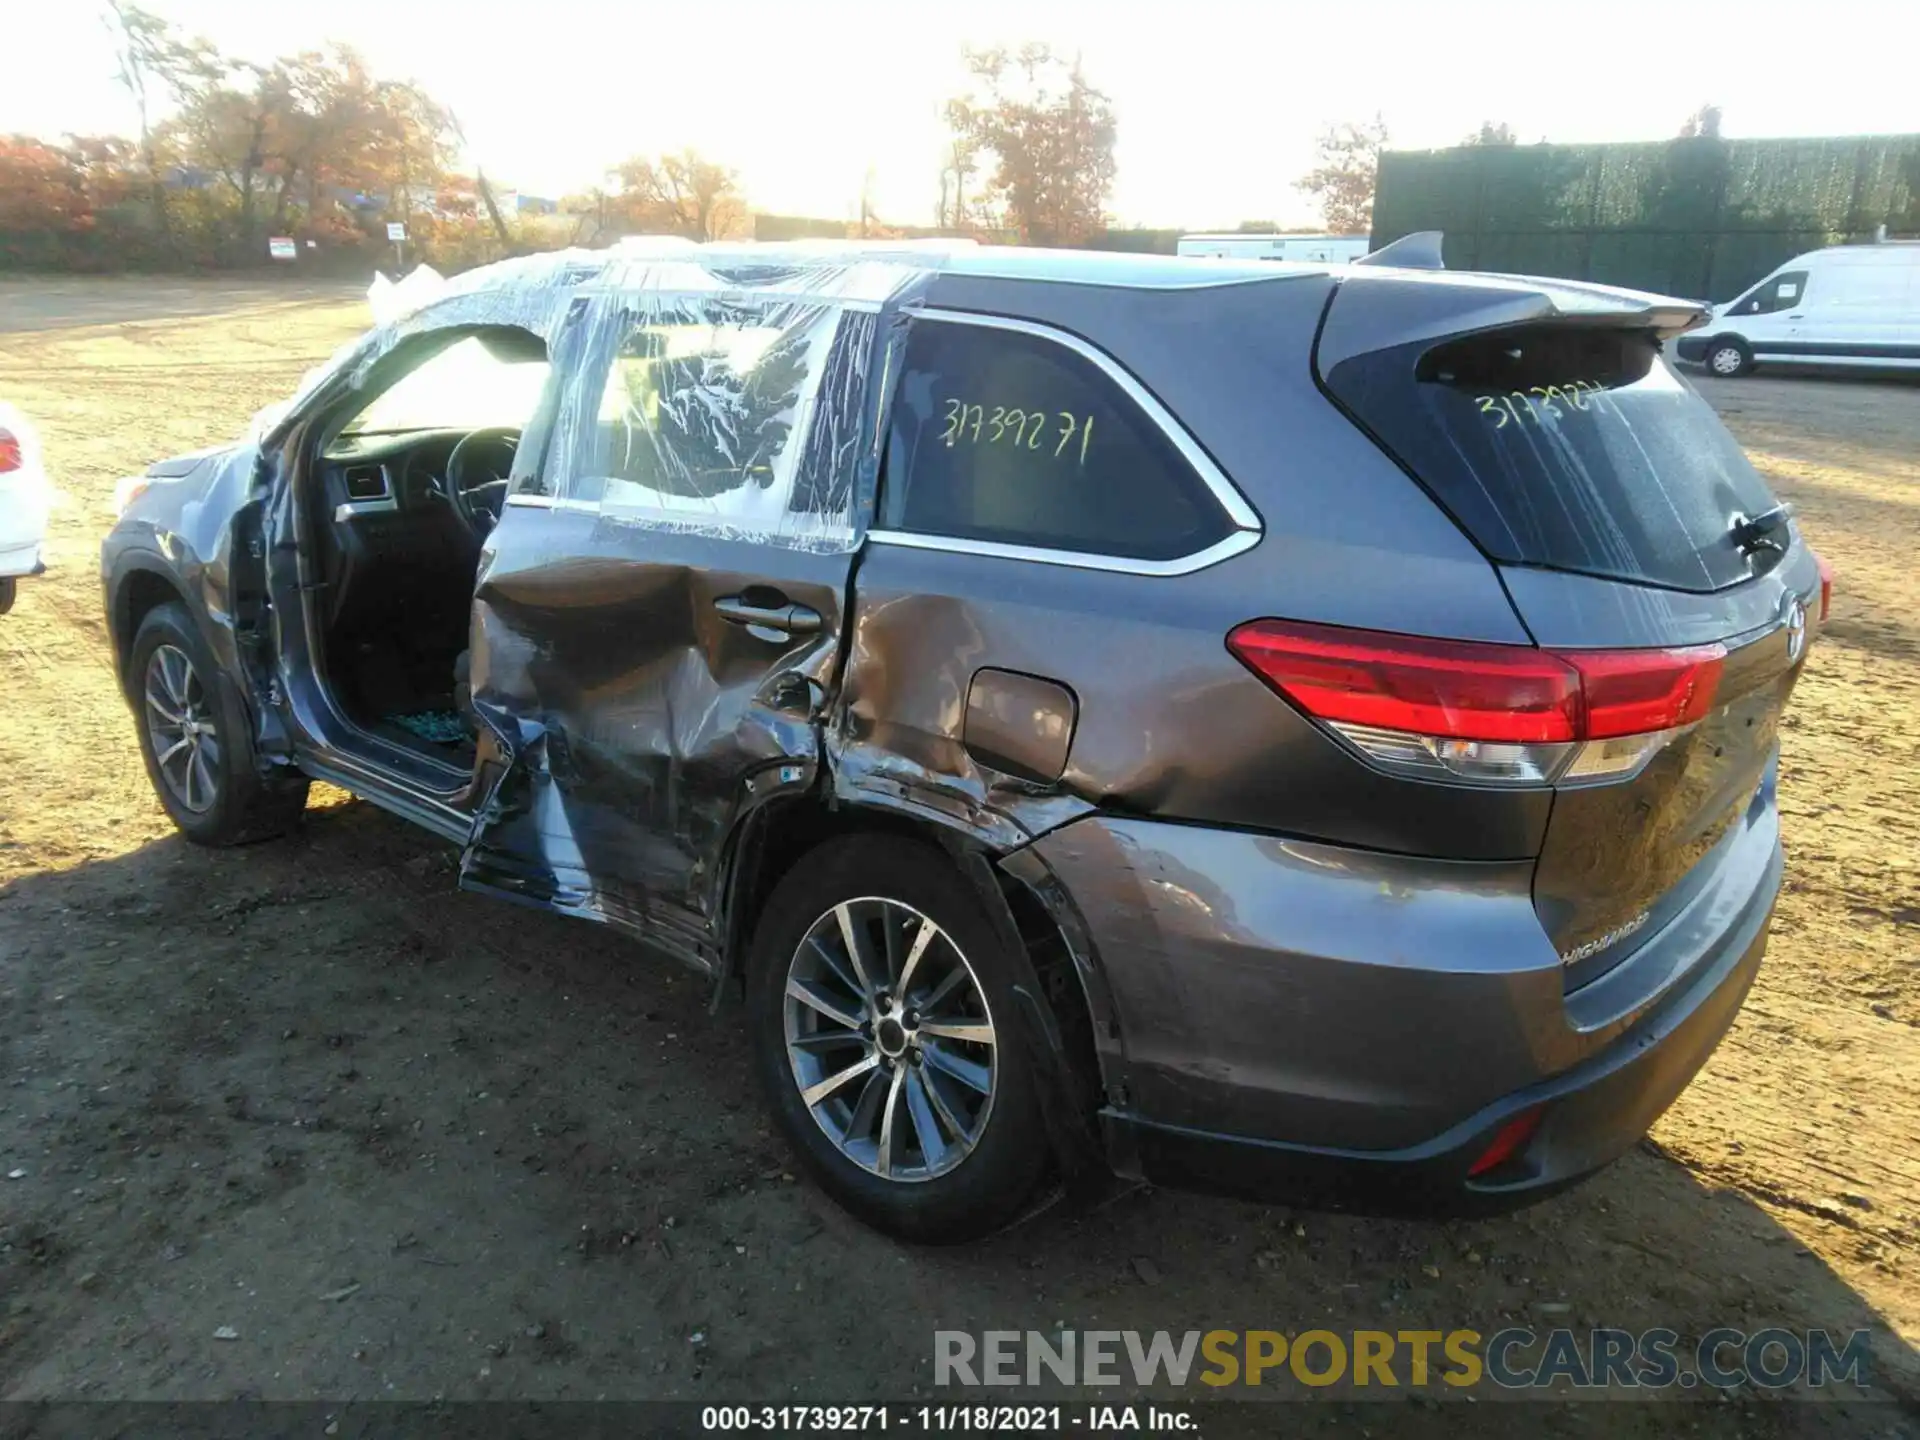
[1356, 231, 1444, 270]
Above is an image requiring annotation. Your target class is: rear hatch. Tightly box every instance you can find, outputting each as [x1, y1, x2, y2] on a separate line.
[1312, 271, 1824, 985]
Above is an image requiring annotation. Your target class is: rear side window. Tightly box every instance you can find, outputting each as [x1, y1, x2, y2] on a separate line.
[881, 320, 1233, 561]
[1729, 270, 1808, 316]
[1324, 324, 1779, 592]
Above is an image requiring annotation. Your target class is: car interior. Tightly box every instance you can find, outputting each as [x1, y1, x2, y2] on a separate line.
[302, 326, 552, 772]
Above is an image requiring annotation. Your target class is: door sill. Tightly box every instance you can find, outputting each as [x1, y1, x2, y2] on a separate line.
[296, 744, 473, 845]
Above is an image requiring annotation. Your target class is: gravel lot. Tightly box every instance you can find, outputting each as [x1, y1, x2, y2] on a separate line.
[0, 279, 1915, 1434]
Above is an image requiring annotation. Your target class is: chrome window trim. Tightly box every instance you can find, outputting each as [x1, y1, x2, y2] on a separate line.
[883, 308, 1263, 575]
[867, 527, 1259, 577]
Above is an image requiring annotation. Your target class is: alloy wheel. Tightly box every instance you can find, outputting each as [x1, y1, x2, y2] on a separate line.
[144, 643, 220, 813]
[783, 897, 997, 1182]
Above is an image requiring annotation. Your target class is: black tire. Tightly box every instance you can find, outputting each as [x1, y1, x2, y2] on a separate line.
[128, 600, 308, 845]
[747, 835, 1051, 1243]
[1705, 336, 1753, 378]
[0, 577, 15, 616]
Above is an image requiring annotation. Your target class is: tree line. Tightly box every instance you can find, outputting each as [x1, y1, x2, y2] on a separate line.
[0, 8, 1735, 272]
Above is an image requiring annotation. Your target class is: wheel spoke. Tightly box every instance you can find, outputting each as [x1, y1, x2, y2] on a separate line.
[145, 677, 185, 725]
[161, 648, 189, 708]
[875, 1064, 907, 1178]
[922, 1042, 991, 1096]
[835, 902, 880, 1006]
[903, 1070, 948, 1170]
[789, 1028, 867, 1053]
[845, 1066, 889, 1142]
[921, 1065, 971, 1143]
[917, 1019, 994, 1046]
[800, 1052, 879, 1109]
[805, 933, 862, 1000]
[918, 964, 968, 1013]
[185, 744, 209, 811]
[155, 735, 193, 768]
[786, 976, 864, 1031]
[881, 908, 903, 987]
[895, 917, 938, 999]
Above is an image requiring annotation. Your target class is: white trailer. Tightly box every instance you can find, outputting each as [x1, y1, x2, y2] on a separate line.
[1175, 233, 1372, 263]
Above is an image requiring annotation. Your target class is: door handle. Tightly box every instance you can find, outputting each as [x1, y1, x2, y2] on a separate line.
[1786, 313, 1805, 320]
[714, 594, 823, 637]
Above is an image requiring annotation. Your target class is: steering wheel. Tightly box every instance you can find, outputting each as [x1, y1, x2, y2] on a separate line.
[442, 427, 519, 541]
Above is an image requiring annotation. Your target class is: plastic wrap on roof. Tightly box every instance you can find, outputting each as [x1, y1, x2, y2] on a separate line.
[334, 246, 940, 550]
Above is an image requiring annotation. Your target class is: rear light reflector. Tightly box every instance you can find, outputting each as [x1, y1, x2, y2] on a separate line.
[1227, 620, 1726, 788]
[1813, 550, 1834, 623]
[0, 429, 20, 474]
[1467, 1106, 1543, 1179]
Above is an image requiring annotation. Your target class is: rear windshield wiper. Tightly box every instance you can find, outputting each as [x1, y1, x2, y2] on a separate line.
[1730, 503, 1793, 557]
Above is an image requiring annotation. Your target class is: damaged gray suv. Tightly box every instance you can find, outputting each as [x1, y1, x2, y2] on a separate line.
[102, 241, 1826, 1241]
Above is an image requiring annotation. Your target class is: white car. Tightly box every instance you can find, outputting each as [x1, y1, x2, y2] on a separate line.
[0, 403, 51, 614]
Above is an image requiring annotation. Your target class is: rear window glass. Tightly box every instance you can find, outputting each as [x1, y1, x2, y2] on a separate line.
[1324, 325, 1780, 592]
[882, 321, 1232, 562]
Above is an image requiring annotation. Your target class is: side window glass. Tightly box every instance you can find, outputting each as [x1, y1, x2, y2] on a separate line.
[880, 321, 1233, 562]
[1733, 271, 1808, 316]
[560, 300, 850, 538]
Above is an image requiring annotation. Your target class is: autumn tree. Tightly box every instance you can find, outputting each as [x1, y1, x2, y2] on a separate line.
[1463, 120, 1518, 146]
[1679, 104, 1725, 138]
[944, 45, 1117, 246]
[1296, 114, 1389, 234]
[609, 150, 748, 240]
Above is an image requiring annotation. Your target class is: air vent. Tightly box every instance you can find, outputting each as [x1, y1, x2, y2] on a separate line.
[342, 465, 388, 501]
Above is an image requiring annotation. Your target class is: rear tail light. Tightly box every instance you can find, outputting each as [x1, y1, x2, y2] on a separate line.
[0, 429, 20, 474]
[1813, 550, 1834, 623]
[1227, 619, 1725, 788]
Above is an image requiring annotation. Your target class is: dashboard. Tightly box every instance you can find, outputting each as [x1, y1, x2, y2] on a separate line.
[312, 427, 507, 632]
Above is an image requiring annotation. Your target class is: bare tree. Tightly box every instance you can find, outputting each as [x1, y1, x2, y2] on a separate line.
[936, 136, 981, 231]
[1679, 104, 1725, 139]
[103, 1, 175, 246]
[1296, 114, 1389, 234]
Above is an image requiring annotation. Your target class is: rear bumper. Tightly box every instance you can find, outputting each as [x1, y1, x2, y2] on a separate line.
[1109, 889, 1769, 1215]
[1026, 780, 1780, 1215]
[0, 471, 51, 578]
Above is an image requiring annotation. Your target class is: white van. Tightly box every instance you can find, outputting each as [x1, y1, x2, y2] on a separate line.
[1176, 232, 1372, 263]
[1675, 241, 1920, 376]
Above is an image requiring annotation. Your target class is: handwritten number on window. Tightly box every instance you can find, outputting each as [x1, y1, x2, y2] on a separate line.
[938, 398, 1095, 467]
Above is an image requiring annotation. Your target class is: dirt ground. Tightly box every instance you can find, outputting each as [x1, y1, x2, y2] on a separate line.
[0, 279, 1915, 1433]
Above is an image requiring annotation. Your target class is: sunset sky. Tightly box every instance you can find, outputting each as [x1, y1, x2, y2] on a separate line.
[2, 0, 1912, 229]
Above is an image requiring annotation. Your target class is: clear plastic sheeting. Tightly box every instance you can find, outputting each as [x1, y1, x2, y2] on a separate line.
[325, 245, 936, 549]
[366, 263, 448, 325]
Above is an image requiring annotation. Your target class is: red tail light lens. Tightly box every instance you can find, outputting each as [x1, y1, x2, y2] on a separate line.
[1558, 645, 1726, 739]
[1813, 550, 1834, 623]
[1227, 620, 1727, 787]
[0, 429, 20, 474]
[1225, 621, 1582, 743]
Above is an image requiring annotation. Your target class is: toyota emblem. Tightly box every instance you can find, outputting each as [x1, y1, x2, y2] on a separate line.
[1784, 595, 1807, 664]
